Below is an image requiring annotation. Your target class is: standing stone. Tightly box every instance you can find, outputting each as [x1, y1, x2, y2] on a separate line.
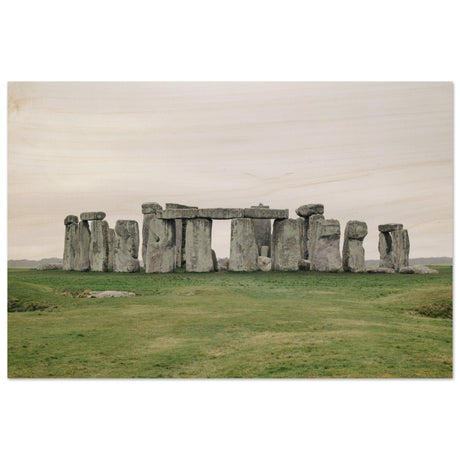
[295, 204, 324, 259]
[107, 228, 115, 271]
[310, 219, 341, 272]
[229, 218, 259, 272]
[89, 220, 110, 272]
[342, 221, 368, 272]
[114, 220, 140, 273]
[250, 204, 272, 256]
[145, 218, 176, 273]
[63, 215, 79, 270]
[141, 202, 163, 269]
[75, 220, 91, 271]
[271, 218, 303, 271]
[165, 203, 198, 268]
[211, 249, 219, 272]
[185, 218, 213, 272]
[307, 214, 325, 262]
[260, 246, 269, 257]
[378, 224, 410, 271]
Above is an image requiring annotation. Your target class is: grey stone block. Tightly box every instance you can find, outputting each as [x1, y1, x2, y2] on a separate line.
[80, 211, 106, 221]
[64, 215, 78, 226]
[310, 219, 341, 272]
[185, 218, 214, 272]
[378, 223, 403, 233]
[142, 202, 163, 215]
[243, 208, 289, 219]
[89, 220, 110, 272]
[145, 218, 175, 273]
[197, 208, 245, 219]
[342, 220, 368, 273]
[257, 256, 272, 272]
[295, 204, 324, 218]
[114, 220, 140, 273]
[271, 218, 302, 271]
[229, 218, 259, 272]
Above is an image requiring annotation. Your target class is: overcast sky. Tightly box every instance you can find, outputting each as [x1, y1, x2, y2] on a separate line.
[8, 82, 452, 261]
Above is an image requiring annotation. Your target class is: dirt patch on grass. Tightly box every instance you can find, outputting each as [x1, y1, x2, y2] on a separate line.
[409, 301, 452, 319]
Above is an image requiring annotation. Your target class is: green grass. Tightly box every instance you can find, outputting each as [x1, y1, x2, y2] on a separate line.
[7, 267, 452, 378]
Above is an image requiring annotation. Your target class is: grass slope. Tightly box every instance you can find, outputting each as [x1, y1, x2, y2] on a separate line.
[8, 267, 452, 378]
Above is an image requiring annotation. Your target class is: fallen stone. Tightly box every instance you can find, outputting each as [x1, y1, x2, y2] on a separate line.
[366, 267, 395, 274]
[310, 219, 341, 272]
[64, 215, 78, 225]
[229, 218, 259, 272]
[378, 223, 403, 233]
[257, 256, 272, 272]
[80, 211, 106, 221]
[243, 208, 289, 219]
[271, 218, 302, 271]
[295, 204, 324, 218]
[342, 220, 368, 273]
[37, 263, 63, 270]
[142, 202, 163, 215]
[114, 220, 140, 273]
[89, 220, 110, 272]
[145, 218, 176, 273]
[197, 208, 245, 219]
[88, 290, 136, 298]
[399, 265, 438, 274]
[298, 259, 310, 271]
[185, 218, 214, 272]
[218, 257, 229, 271]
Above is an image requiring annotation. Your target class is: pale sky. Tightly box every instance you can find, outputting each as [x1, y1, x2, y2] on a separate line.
[8, 82, 453, 261]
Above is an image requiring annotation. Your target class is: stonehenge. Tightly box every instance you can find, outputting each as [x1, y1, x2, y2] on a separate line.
[378, 224, 410, 271]
[114, 220, 140, 273]
[342, 221, 368, 273]
[272, 218, 303, 271]
[309, 219, 342, 272]
[63, 202, 413, 275]
[229, 218, 259, 271]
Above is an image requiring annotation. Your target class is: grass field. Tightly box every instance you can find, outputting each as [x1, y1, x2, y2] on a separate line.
[7, 267, 452, 378]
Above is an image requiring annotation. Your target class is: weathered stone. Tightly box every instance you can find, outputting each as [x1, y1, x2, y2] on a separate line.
[378, 223, 403, 233]
[366, 267, 395, 274]
[298, 259, 310, 271]
[197, 208, 245, 219]
[211, 250, 219, 272]
[260, 245, 269, 257]
[75, 220, 91, 271]
[107, 228, 115, 271]
[114, 220, 140, 273]
[89, 220, 110, 272]
[378, 231, 393, 268]
[142, 202, 163, 215]
[165, 203, 197, 268]
[378, 226, 410, 271]
[392, 229, 410, 270]
[144, 218, 175, 273]
[185, 218, 214, 272]
[250, 204, 272, 256]
[257, 256, 272, 272]
[88, 290, 136, 298]
[37, 263, 62, 270]
[159, 209, 198, 219]
[80, 211, 106, 221]
[63, 221, 79, 270]
[271, 218, 302, 271]
[229, 218, 259, 272]
[310, 219, 341, 272]
[64, 215, 78, 225]
[295, 204, 324, 218]
[306, 214, 325, 260]
[218, 257, 229, 271]
[142, 204, 163, 268]
[243, 208, 289, 219]
[399, 265, 438, 274]
[342, 220, 368, 273]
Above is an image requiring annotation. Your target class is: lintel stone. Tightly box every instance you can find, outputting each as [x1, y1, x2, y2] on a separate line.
[243, 208, 288, 219]
[80, 211, 106, 221]
[378, 223, 403, 233]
